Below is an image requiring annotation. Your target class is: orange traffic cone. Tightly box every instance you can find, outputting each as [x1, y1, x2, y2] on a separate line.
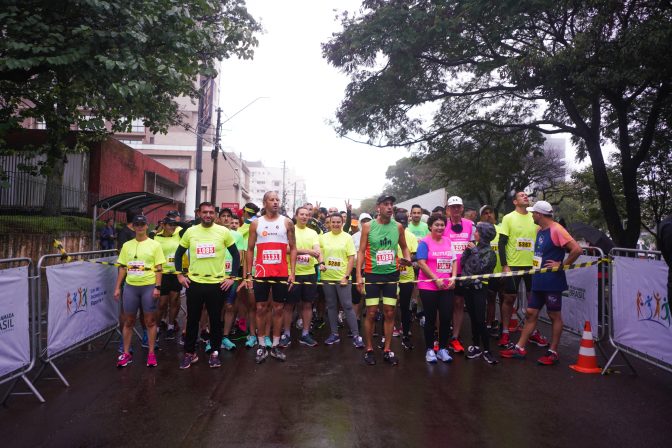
[570, 321, 601, 374]
[508, 307, 520, 333]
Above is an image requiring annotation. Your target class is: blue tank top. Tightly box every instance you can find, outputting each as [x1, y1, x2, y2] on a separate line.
[531, 226, 567, 292]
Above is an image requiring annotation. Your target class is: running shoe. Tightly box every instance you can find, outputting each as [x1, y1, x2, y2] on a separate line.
[179, 353, 198, 369]
[166, 328, 176, 340]
[436, 348, 453, 363]
[221, 337, 236, 351]
[537, 350, 559, 366]
[401, 336, 414, 350]
[117, 353, 132, 368]
[209, 351, 222, 368]
[204, 341, 212, 353]
[363, 350, 376, 366]
[270, 346, 286, 362]
[279, 334, 291, 348]
[141, 330, 149, 348]
[466, 345, 483, 359]
[488, 326, 500, 338]
[449, 338, 465, 353]
[264, 336, 272, 348]
[425, 348, 438, 364]
[255, 347, 269, 364]
[300, 333, 318, 347]
[383, 351, 399, 366]
[482, 350, 499, 365]
[296, 318, 304, 330]
[313, 317, 326, 329]
[178, 332, 186, 346]
[500, 345, 527, 359]
[529, 330, 550, 348]
[353, 336, 364, 349]
[245, 335, 258, 348]
[497, 333, 510, 348]
[324, 333, 341, 345]
[146, 352, 157, 368]
[377, 336, 386, 350]
[392, 327, 401, 337]
[433, 340, 439, 353]
[238, 318, 248, 333]
[419, 315, 426, 328]
[200, 329, 211, 343]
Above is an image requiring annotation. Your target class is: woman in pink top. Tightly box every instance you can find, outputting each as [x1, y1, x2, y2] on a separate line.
[417, 215, 458, 364]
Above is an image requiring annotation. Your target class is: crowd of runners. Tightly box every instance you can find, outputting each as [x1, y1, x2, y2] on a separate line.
[113, 190, 582, 369]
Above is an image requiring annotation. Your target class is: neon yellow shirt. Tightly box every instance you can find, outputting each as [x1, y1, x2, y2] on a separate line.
[117, 238, 166, 286]
[293, 226, 320, 276]
[499, 210, 538, 267]
[179, 223, 236, 284]
[399, 229, 418, 283]
[489, 224, 502, 274]
[408, 221, 429, 239]
[154, 231, 182, 274]
[224, 230, 245, 275]
[319, 231, 355, 282]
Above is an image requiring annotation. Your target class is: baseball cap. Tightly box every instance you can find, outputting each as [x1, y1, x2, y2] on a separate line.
[447, 196, 463, 206]
[479, 205, 494, 216]
[132, 215, 148, 225]
[527, 200, 553, 215]
[376, 194, 396, 204]
[358, 213, 373, 222]
[163, 217, 179, 225]
[166, 210, 180, 217]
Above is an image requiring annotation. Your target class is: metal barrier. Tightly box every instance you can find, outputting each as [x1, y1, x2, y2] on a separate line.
[33, 250, 118, 388]
[603, 248, 671, 375]
[0, 258, 44, 404]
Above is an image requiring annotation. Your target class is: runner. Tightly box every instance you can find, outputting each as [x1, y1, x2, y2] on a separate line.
[242, 191, 297, 364]
[173, 202, 240, 369]
[283, 206, 321, 348]
[397, 213, 418, 349]
[351, 213, 372, 331]
[113, 215, 165, 368]
[408, 204, 429, 240]
[237, 202, 259, 348]
[356, 195, 412, 366]
[320, 213, 364, 348]
[480, 205, 503, 336]
[460, 222, 498, 364]
[154, 216, 183, 340]
[220, 211, 245, 352]
[501, 201, 581, 364]
[416, 215, 457, 363]
[497, 191, 549, 348]
[445, 196, 474, 353]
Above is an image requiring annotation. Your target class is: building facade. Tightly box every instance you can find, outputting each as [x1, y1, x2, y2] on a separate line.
[247, 161, 306, 214]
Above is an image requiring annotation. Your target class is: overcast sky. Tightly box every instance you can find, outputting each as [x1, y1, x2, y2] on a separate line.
[219, 0, 407, 208]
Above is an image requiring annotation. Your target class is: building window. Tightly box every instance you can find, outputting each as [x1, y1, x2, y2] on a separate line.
[36, 118, 46, 129]
[131, 118, 145, 133]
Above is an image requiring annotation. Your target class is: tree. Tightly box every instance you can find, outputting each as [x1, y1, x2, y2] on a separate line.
[381, 157, 441, 202]
[323, 0, 672, 247]
[0, 0, 260, 215]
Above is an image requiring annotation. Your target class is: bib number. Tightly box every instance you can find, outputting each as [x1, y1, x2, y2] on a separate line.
[516, 238, 534, 251]
[127, 260, 145, 276]
[532, 256, 542, 269]
[262, 249, 282, 265]
[196, 243, 216, 258]
[297, 254, 311, 265]
[451, 241, 468, 255]
[375, 250, 395, 266]
[225, 260, 232, 272]
[166, 254, 175, 268]
[326, 257, 343, 270]
[436, 258, 453, 273]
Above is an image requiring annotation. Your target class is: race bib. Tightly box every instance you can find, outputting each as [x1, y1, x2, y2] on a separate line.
[375, 250, 395, 266]
[127, 260, 145, 276]
[262, 249, 282, 264]
[166, 254, 175, 267]
[326, 257, 343, 270]
[490, 243, 498, 252]
[225, 260, 232, 272]
[451, 241, 469, 255]
[532, 255, 542, 269]
[196, 243, 216, 258]
[297, 254, 311, 265]
[436, 258, 453, 273]
[516, 238, 534, 251]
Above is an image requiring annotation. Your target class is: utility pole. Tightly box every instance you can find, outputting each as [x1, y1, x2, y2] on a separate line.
[194, 86, 205, 207]
[210, 107, 222, 205]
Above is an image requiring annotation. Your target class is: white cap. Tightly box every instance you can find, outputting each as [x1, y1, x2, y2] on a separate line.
[527, 200, 553, 215]
[358, 213, 373, 222]
[447, 196, 463, 206]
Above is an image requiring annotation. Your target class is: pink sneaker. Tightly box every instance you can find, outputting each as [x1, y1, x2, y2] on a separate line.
[146, 352, 157, 367]
[117, 352, 133, 368]
[529, 330, 550, 347]
[392, 327, 401, 337]
[238, 318, 248, 333]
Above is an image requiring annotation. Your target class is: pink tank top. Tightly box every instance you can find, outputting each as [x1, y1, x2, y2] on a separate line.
[445, 218, 473, 274]
[254, 215, 289, 277]
[418, 235, 455, 291]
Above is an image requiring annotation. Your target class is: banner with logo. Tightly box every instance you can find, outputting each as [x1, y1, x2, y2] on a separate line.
[612, 256, 671, 364]
[0, 266, 30, 378]
[539, 255, 599, 335]
[45, 258, 118, 358]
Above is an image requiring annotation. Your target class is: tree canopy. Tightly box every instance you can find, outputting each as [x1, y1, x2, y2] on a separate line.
[324, 0, 672, 247]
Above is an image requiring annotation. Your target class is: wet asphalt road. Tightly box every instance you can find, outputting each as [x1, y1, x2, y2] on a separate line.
[2, 319, 671, 448]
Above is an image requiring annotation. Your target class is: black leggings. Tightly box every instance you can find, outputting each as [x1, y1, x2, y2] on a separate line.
[419, 289, 454, 350]
[398, 283, 414, 337]
[464, 286, 489, 351]
[185, 282, 224, 354]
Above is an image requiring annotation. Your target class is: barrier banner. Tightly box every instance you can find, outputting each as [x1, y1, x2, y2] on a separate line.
[45, 257, 117, 358]
[541, 255, 599, 334]
[0, 266, 30, 377]
[612, 256, 671, 363]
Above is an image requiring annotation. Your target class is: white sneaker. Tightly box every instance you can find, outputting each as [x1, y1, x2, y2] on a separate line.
[426, 348, 438, 363]
[437, 348, 453, 363]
